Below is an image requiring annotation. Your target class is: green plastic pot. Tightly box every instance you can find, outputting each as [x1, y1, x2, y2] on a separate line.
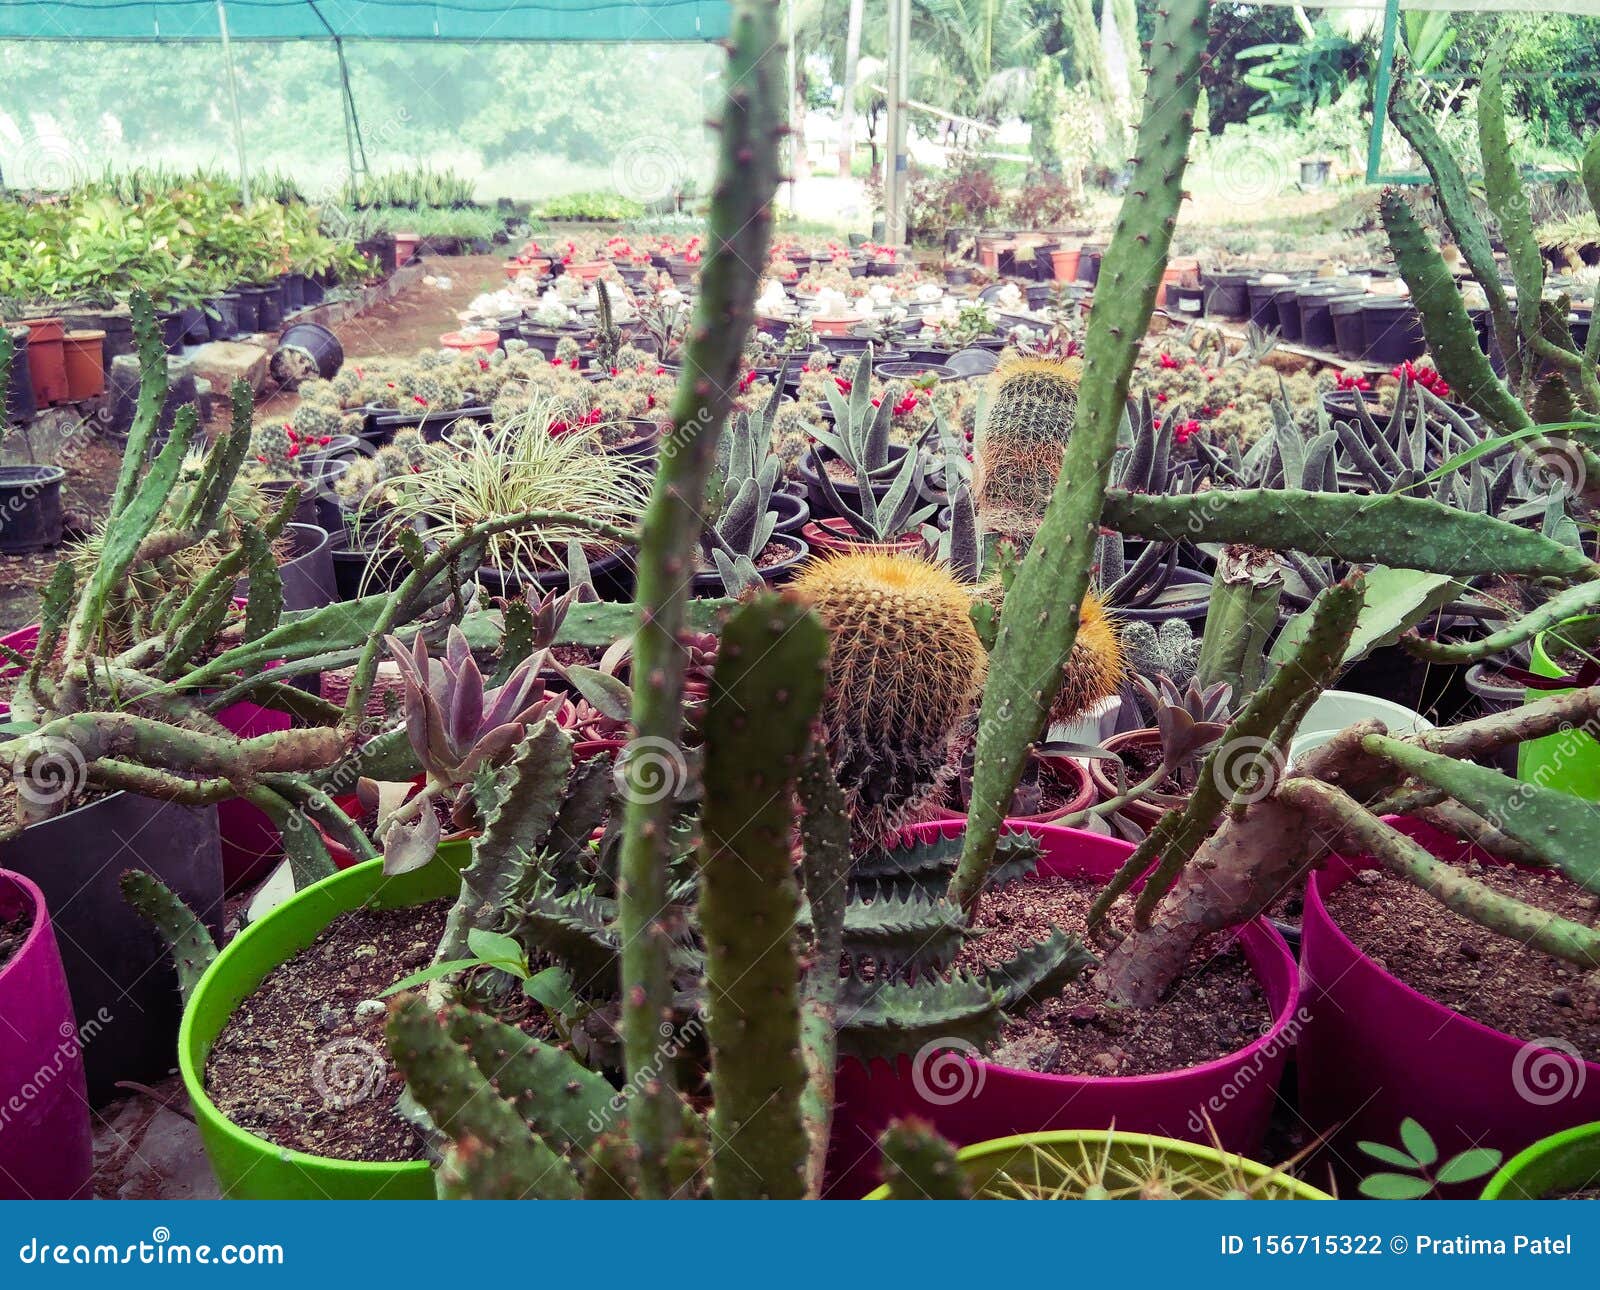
[1482, 1122, 1600, 1199]
[862, 1130, 1332, 1199]
[1517, 616, 1600, 800]
[179, 844, 470, 1199]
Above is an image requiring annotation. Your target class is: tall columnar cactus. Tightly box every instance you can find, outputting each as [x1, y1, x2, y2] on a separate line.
[947, 0, 1214, 914]
[1193, 546, 1281, 700]
[386, 594, 839, 1200]
[614, 0, 786, 1196]
[698, 595, 828, 1199]
[1386, 40, 1600, 420]
[792, 552, 988, 843]
[972, 352, 1081, 544]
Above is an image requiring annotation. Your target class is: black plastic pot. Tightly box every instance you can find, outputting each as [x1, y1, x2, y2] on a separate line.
[1268, 285, 1306, 342]
[0, 794, 224, 1104]
[204, 295, 241, 342]
[1167, 284, 1205, 319]
[277, 522, 337, 612]
[875, 361, 958, 382]
[99, 313, 134, 367]
[1201, 271, 1252, 320]
[331, 530, 412, 601]
[255, 284, 284, 332]
[770, 489, 810, 535]
[1330, 295, 1369, 359]
[273, 322, 345, 383]
[181, 305, 209, 347]
[3, 326, 35, 423]
[518, 327, 587, 359]
[301, 274, 327, 307]
[1360, 298, 1426, 363]
[691, 531, 809, 593]
[231, 288, 261, 335]
[156, 308, 186, 353]
[1077, 242, 1105, 284]
[369, 404, 493, 441]
[282, 273, 306, 313]
[1246, 278, 1299, 329]
[1298, 289, 1360, 352]
[0, 465, 66, 552]
[473, 547, 629, 600]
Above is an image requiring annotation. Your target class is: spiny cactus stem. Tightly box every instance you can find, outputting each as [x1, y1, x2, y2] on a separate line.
[948, 0, 1214, 917]
[617, 0, 785, 1199]
[1405, 578, 1600, 664]
[1279, 778, 1600, 969]
[700, 596, 826, 1200]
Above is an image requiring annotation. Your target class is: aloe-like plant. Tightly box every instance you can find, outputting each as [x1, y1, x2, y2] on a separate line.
[809, 344, 937, 543]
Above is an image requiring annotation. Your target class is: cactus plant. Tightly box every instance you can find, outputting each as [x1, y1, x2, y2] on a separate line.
[973, 352, 1082, 546]
[792, 552, 988, 843]
[948, 0, 1215, 914]
[611, 0, 787, 1194]
[809, 344, 937, 544]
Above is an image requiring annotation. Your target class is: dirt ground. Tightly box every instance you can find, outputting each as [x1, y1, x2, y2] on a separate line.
[0, 254, 505, 634]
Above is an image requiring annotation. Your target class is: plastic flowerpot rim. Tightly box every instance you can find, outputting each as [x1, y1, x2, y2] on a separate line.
[178, 849, 471, 1198]
[1481, 1121, 1600, 1199]
[861, 1129, 1332, 1199]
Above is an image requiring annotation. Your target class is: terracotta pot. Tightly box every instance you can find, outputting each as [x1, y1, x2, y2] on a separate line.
[809, 313, 866, 337]
[61, 329, 106, 400]
[801, 515, 927, 558]
[393, 233, 421, 265]
[18, 316, 68, 406]
[1049, 248, 1080, 282]
[506, 258, 549, 280]
[440, 329, 499, 354]
[566, 261, 609, 282]
[1086, 728, 1185, 829]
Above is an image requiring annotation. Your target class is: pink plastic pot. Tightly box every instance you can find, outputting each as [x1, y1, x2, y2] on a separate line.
[1299, 816, 1600, 1195]
[0, 869, 93, 1198]
[922, 751, 1096, 825]
[0, 619, 287, 892]
[825, 820, 1301, 1197]
[440, 329, 499, 355]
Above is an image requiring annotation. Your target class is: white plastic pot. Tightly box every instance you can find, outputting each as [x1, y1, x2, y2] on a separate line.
[1289, 689, 1434, 766]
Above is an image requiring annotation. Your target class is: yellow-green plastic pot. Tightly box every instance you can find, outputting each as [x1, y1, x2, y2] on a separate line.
[179, 844, 470, 1200]
[1482, 1122, 1600, 1199]
[862, 1130, 1332, 1199]
[1518, 616, 1600, 800]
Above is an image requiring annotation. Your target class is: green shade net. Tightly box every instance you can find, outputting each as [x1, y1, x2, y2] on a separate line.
[0, 0, 729, 43]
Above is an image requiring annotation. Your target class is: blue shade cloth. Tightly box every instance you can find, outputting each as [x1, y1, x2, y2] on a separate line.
[0, 0, 729, 43]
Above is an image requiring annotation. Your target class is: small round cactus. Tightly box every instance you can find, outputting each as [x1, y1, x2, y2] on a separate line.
[793, 552, 988, 842]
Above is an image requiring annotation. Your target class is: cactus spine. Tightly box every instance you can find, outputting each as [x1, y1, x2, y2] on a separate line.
[699, 595, 828, 1199]
[614, 0, 785, 1196]
[948, 0, 1214, 914]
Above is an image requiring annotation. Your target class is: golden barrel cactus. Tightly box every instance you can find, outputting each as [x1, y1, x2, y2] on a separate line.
[792, 552, 988, 841]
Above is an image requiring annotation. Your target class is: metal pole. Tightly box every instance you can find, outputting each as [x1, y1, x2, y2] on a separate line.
[889, 0, 910, 243]
[216, 0, 252, 202]
[785, 0, 797, 211]
[334, 36, 359, 206]
[1366, 0, 1401, 184]
[884, 0, 902, 241]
